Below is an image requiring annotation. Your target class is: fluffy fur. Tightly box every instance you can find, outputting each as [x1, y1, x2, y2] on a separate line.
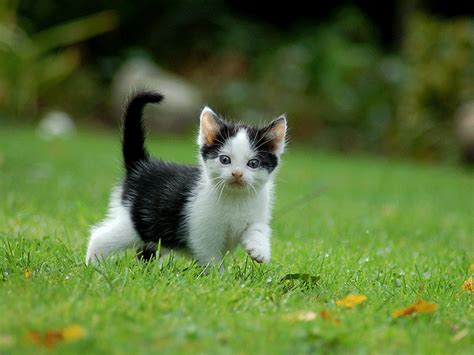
[85, 90, 287, 267]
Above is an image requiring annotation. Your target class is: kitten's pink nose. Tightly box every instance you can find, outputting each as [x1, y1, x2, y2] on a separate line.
[231, 170, 243, 179]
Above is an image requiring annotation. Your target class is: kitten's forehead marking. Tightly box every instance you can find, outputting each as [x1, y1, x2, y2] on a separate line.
[226, 129, 253, 159]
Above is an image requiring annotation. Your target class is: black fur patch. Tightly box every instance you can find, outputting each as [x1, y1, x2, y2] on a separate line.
[136, 246, 157, 261]
[122, 91, 163, 174]
[200, 124, 239, 160]
[122, 160, 200, 250]
[246, 126, 279, 173]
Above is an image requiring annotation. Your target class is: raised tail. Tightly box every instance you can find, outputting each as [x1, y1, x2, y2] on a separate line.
[122, 91, 164, 173]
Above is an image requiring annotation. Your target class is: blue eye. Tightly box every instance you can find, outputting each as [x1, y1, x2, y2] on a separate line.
[247, 159, 260, 169]
[219, 155, 231, 165]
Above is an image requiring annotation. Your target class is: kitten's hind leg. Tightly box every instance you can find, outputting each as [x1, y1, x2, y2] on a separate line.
[136, 243, 170, 267]
[85, 207, 141, 265]
[136, 244, 157, 262]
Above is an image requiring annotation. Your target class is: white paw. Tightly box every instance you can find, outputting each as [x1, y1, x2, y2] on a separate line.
[244, 244, 270, 264]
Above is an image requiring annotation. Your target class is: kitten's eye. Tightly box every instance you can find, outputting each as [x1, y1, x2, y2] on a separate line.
[219, 155, 231, 165]
[247, 159, 260, 169]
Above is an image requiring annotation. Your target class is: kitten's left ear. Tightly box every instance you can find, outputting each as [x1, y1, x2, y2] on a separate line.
[264, 115, 287, 155]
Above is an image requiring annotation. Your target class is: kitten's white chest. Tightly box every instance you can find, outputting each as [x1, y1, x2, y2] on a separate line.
[217, 202, 253, 250]
[185, 183, 271, 264]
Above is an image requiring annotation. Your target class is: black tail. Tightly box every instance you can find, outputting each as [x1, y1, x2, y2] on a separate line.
[122, 91, 164, 173]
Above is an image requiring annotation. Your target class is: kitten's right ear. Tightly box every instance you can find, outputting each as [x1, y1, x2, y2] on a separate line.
[198, 107, 221, 146]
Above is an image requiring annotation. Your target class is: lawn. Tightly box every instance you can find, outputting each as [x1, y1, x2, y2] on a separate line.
[1, 127, 472, 354]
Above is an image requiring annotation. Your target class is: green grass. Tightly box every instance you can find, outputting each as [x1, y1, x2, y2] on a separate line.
[1, 128, 473, 354]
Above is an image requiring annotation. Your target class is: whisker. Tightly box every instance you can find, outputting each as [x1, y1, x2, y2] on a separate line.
[216, 180, 226, 203]
[249, 131, 259, 148]
[255, 136, 275, 150]
[249, 183, 258, 196]
[253, 130, 272, 148]
[213, 179, 224, 194]
[211, 135, 227, 146]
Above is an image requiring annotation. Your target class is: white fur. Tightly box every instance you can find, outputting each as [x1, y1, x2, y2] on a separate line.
[188, 128, 274, 265]
[86, 120, 284, 266]
[185, 176, 273, 265]
[85, 187, 142, 264]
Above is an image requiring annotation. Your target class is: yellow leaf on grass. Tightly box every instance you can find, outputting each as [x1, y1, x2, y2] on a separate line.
[392, 300, 438, 318]
[62, 325, 86, 341]
[469, 264, 474, 273]
[336, 294, 367, 309]
[23, 270, 32, 279]
[26, 324, 85, 348]
[462, 277, 473, 293]
[283, 311, 317, 322]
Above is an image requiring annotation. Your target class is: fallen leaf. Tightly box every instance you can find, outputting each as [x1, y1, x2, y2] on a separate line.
[336, 294, 367, 309]
[61, 325, 86, 341]
[469, 264, 474, 273]
[26, 325, 85, 348]
[27, 330, 62, 348]
[283, 311, 317, 322]
[392, 300, 438, 318]
[320, 310, 340, 325]
[23, 270, 32, 279]
[462, 277, 473, 293]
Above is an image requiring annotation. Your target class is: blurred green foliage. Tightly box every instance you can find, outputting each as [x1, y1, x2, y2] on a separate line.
[395, 13, 474, 161]
[203, 9, 473, 161]
[0, 2, 117, 120]
[208, 8, 401, 153]
[1, 1, 473, 162]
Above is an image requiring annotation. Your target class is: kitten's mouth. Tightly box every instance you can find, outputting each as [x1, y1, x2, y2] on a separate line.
[228, 180, 245, 188]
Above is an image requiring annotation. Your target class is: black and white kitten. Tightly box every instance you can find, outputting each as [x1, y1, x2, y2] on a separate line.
[85, 91, 287, 266]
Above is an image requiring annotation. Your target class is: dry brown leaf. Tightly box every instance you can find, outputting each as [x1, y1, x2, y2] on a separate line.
[27, 330, 62, 348]
[283, 311, 317, 322]
[336, 294, 367, 309]
[462, 277, 473, 293]
[392, 300, 438, 318]
[26, 325, 85, 348]
[320, 310, 340, 325]
[23, 270, 32, 279]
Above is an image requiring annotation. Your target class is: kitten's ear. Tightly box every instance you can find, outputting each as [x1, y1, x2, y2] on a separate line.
[198, 107, 221, 146]
[264, 115, 287, 155]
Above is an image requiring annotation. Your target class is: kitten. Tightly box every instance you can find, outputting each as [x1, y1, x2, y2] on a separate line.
[85, 91, 287, 267]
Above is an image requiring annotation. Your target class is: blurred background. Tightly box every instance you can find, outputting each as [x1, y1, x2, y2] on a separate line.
[1, 0, 473, 164]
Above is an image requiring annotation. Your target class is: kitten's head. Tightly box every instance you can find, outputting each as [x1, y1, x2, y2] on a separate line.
[198, 107, 287, 193]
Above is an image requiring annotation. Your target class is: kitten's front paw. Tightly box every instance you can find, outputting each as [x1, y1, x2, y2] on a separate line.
[244, 244, 270, 264]
[242, 223, 271, 264]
